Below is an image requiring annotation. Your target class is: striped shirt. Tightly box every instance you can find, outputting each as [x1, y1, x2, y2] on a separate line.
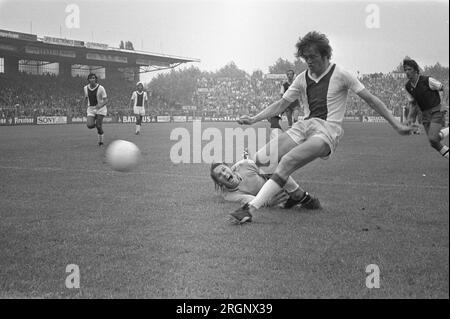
[283, 64, 365, 124]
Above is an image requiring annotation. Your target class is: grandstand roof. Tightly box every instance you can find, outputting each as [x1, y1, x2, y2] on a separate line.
[0, 29, 200, 71]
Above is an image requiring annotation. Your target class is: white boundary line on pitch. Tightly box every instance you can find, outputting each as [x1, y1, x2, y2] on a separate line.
[0, 165, 448, 190]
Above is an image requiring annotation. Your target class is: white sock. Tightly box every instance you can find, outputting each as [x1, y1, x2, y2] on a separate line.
[283, 176, 299, 193]
[249, 179, 282, 209]
[136, 124, 141, 132]
[98, 134, 104, 143]
[439, 127, 449, 140]
[440, 145, 449, 159]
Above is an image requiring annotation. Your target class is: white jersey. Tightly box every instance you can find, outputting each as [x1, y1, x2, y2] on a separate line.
[131, 91, 148, 107]
[283, 64, 365, 124]
[84, 84, 107, 107]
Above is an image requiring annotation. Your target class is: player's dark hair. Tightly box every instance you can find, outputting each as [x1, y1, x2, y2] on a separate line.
[286, 69, 294, 74]
[87, 73, 98, 82]
[210, 162, 226, 191]
[403, 58, 420, 74]
[295, 31, 332, 60]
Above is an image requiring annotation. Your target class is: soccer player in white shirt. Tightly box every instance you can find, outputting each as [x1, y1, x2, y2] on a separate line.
[129, 82, 148, 135]
[84, 73, 108, 146]
[229, 31, 415, 224]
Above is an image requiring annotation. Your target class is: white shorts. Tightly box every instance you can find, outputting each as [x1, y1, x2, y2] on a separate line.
[87, 106, 107, 117]
[285, 118, 344, 159]
[133, 106, 145, 116]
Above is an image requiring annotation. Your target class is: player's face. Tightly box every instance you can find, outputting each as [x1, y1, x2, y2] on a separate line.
[88, 76, 97, 86]
[404, 65, 417, 80]
[286, 71, 294, 82]
[212, 164, 239, 189]
[302, 46, 327, 76]
[137, 84, 144, 92]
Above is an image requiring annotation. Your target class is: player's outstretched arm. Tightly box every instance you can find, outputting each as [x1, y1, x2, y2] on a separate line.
[357, 89, 415, 135]
[237, 98, 291, 125]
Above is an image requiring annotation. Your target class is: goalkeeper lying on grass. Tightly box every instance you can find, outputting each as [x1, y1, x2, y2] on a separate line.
[210, 151, 321, 210]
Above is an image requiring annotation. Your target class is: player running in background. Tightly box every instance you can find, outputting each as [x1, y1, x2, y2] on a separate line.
[281, 69, 301, 127]
[129, 81, 148, 135]
[84, 73, 108, 146]
[210, 157, 319, 209]
[268, 70, 301, 129]
[403, 58, 449, 159]
[229, 31, 415, 224]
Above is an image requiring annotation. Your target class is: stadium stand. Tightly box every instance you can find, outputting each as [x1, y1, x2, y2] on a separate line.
[0, 70, 448, 121]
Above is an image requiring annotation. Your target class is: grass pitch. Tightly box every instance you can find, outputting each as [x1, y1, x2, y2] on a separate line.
[0, 122, 448, 298]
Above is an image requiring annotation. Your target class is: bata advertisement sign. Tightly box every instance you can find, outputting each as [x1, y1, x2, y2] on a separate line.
[122, 116, 153, 123]
[37, 116, 67, 125]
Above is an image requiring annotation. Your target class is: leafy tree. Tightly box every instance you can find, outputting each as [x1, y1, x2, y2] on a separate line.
[268, 58, 294, 74]
[268, 58, 307, 75]
[215, 62, 247, 78]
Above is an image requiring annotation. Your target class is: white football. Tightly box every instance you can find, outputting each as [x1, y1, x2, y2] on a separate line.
[105, 140, 141, 172]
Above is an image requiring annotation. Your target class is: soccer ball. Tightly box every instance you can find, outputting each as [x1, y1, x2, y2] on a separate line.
[105, 140, 141, 172]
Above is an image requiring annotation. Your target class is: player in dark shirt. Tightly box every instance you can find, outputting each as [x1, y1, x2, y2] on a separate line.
[403, 58, 449, 159]
[281, 70, 301, 127]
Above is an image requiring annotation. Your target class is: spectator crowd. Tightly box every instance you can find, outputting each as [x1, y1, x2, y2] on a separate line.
[1, 69, 448, 120]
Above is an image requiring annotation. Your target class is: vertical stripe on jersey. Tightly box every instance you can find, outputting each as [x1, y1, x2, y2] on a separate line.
[88, 86, 99, 106]
[136, 92, 144, 106]
[305, 64, 336, 120]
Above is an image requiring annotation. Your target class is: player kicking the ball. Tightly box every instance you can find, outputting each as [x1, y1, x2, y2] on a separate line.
[129, 81, 148, 135]
[84, 73, 108, 146]
[403, 58, 449, 159]
[229, 31, 415, 224]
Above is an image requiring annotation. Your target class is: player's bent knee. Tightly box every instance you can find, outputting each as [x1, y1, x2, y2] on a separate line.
[87, 123, 95, 129]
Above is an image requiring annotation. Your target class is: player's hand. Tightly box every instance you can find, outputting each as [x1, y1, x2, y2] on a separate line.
[237, 115, 254, 125]
[397, 123, 418, 135]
